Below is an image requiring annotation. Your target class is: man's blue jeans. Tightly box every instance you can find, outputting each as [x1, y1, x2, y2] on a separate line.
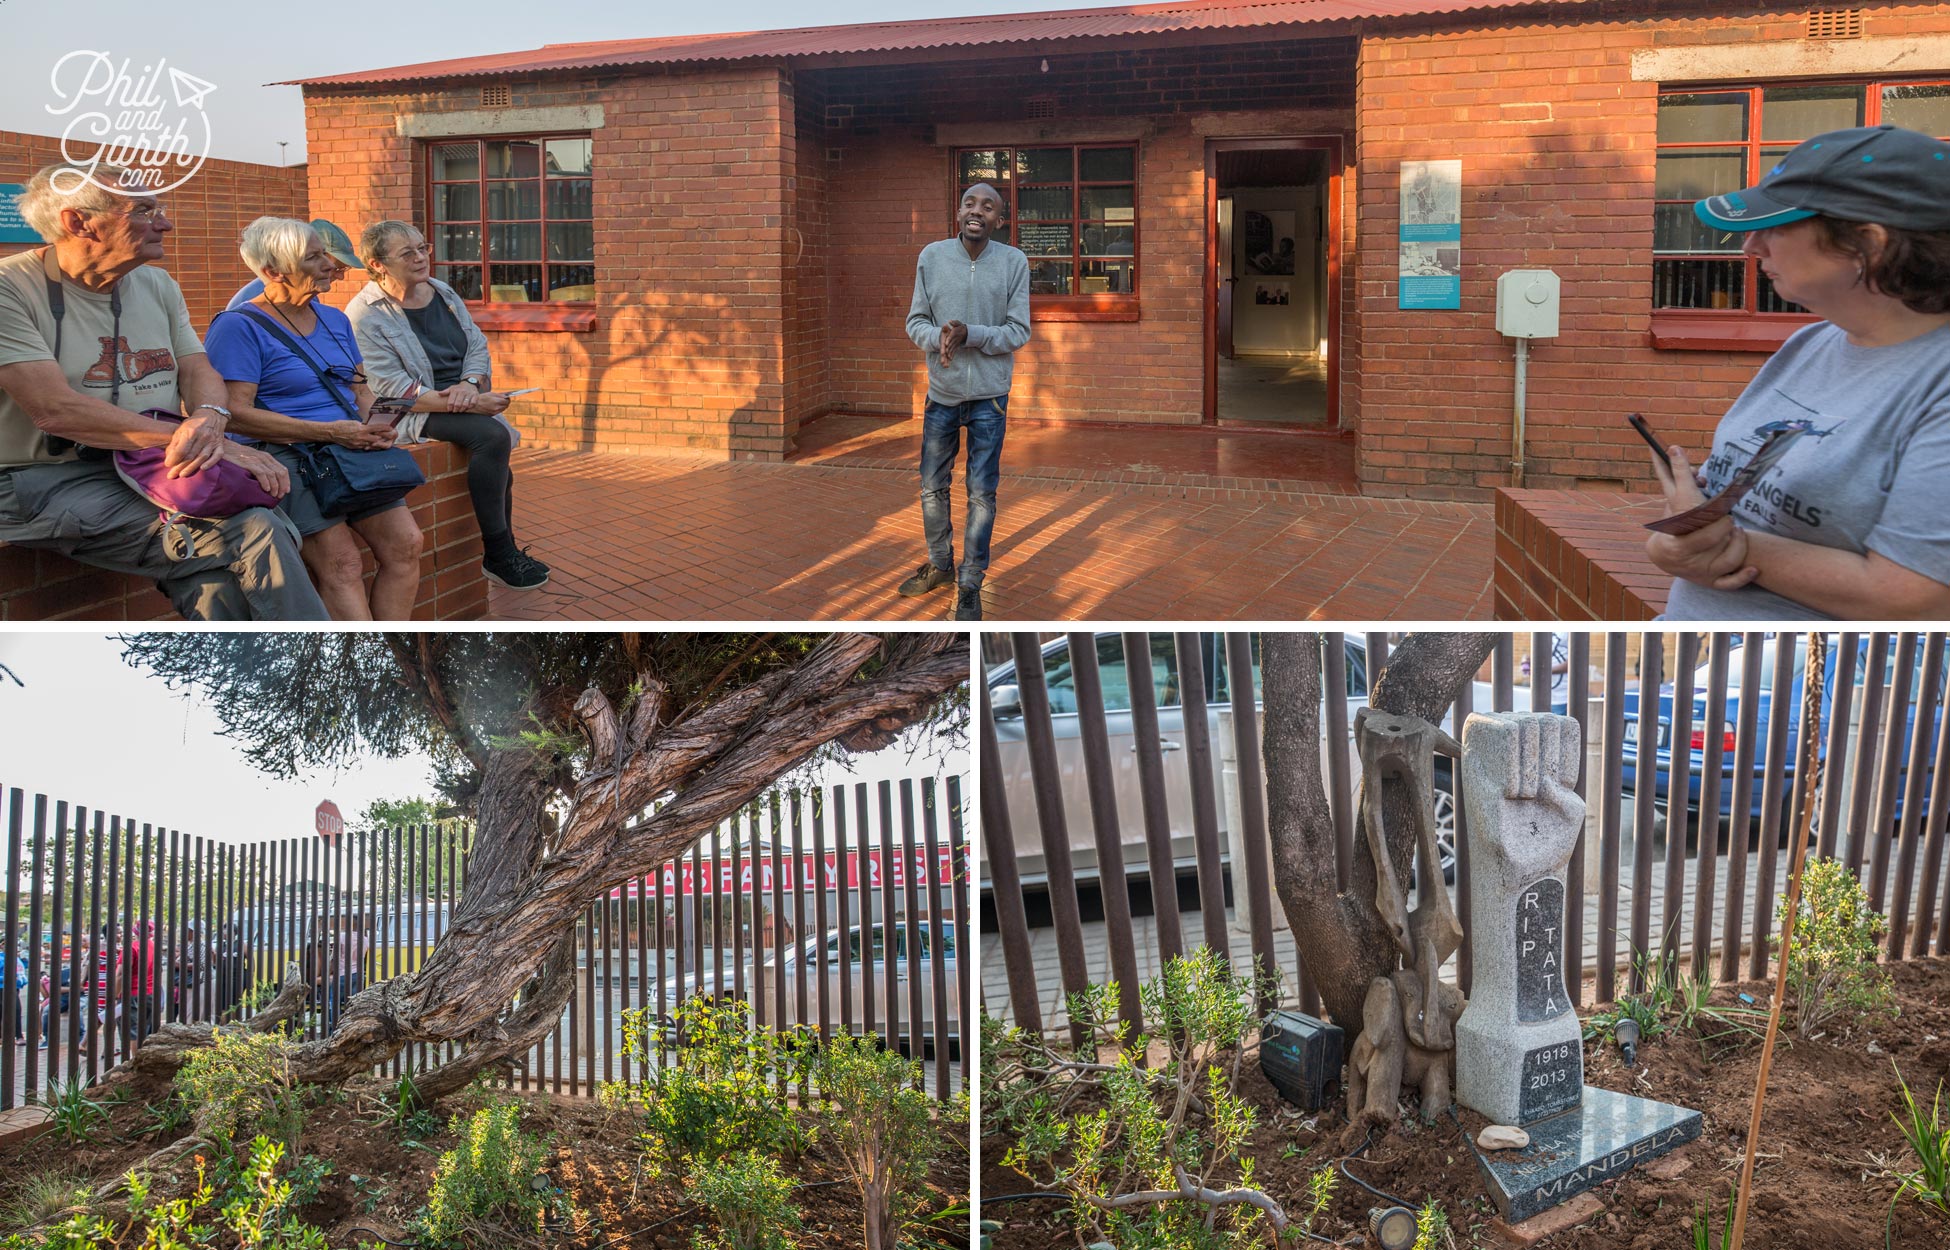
[919, 394, 1008, 588]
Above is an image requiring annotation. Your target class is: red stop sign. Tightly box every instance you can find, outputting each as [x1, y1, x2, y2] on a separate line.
[316, 799, 344, 845]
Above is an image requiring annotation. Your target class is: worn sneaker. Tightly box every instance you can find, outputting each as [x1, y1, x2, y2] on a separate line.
[484, 548, 550, 590]
[954, 584, 983, 621]
[897, 562, 953, 597]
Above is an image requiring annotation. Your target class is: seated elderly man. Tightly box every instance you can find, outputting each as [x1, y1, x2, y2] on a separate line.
[0, 163, 326, 619]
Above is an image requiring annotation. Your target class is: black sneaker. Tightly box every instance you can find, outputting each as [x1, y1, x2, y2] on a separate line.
[898, 562, 952, 597]
[485, 548, 550, 590]
[954, 584, 983, 621]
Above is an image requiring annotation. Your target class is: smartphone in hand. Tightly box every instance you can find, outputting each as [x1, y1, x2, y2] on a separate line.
[1626, 412, 1673, 472]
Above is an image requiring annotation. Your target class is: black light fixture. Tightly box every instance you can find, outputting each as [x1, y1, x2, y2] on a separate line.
[1615, 1017, 1641, 1066]
[1369, 1206, 1416, 1250]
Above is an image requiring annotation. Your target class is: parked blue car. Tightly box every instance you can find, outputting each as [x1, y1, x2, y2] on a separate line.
[1618, 635, 1941, 841]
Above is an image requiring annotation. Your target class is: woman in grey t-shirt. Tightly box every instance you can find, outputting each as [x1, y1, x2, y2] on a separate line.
[1648, 125, 1950, 620]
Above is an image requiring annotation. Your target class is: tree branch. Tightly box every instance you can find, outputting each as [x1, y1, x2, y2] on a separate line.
[386, 635, 490, 773]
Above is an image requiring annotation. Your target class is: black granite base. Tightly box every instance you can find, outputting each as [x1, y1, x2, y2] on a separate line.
[1471, 1086, 1702, 1222]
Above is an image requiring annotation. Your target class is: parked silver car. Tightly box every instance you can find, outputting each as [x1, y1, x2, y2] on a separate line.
[987, 633, 1495, 890]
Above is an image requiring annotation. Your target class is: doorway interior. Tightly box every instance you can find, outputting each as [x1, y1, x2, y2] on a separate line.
[1206, 140, 1340, 429]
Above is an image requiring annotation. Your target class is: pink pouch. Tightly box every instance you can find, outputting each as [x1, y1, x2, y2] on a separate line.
[112, 409, 280, 520]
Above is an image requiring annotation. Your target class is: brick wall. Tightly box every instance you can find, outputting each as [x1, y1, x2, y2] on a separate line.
[0, 130, 308, 333]
[303, 67, 796, 459]
[1352, 1, 1950, 499]
[812, 39, 1358, 431]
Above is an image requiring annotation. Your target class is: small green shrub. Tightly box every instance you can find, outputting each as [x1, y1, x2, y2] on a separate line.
[46, 1078, 109, 1146]
[381, 1071, 440, 1140]
[1, 1164, 91, 1228]
[991, 950, 1333, 1250]
[143, 1093, 194, 1138]
[5, 1139, 328, 1250]
[815, 1033, 937, 1250]
[1412, 1199, 1449, 1250]
[417, 1100, 555, 1247]
[604, 998, 811, 1177]
[1774, 857, 1890, 1038]
[687, 1150, 802, 1250]
[174, 1027, 306, 1150]
[1891, 1062, 1950, 1214]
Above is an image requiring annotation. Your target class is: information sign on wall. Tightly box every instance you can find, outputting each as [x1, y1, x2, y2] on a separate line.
[1398, 159, 1462, 310]
[0, 186, 39, 244]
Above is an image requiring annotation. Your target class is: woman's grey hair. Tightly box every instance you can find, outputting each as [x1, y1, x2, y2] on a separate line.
[238, 216, 318, 281]
[16, 163, 134, 241]
[359, 220, 422, 268]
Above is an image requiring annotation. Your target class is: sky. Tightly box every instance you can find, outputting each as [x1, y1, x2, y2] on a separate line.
[0, 0, 1141, 166]
[0, 632, 968, 849]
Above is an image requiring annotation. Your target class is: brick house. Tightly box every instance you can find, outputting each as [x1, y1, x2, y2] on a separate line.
[288, 0, 1950, 499]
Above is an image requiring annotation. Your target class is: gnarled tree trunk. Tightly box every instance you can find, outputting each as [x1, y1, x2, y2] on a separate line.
[1262, 632, 1497, 1045]
[105, 632, 967, 1102]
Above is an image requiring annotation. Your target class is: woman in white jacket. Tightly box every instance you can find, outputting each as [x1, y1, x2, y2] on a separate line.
[346, 221, 548, 590]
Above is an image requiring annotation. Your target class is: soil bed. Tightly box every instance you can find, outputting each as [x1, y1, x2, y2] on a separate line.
[984, 955, 1950, 1248]
[3, 1082, 968, 1248]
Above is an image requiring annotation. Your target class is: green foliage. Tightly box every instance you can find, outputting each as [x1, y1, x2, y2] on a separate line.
[990, 949, 1320, 1250]
[380, 1071, 440, 1140]
[356, 795, 454, 836]
[1891, 1062, 1950, 1214]
[1692, 1182, 1737, 1250]
[1775, 857, 1890, 1038]
[144, 1094, 194, 1139]
[0, 1165, 91, 1229]
[686, 1151, 802, 1250]
[6, 1139, 328, 1250]
[46, 1078, 109, 1145]
[603, 998, 812, 1178]
[114, 633, 946, 808]
[416, 1100, 556, 1247]
[174, 1027, 306, 1151]
[1412, 1199, 1449, 1250]
[813, 1033, 937, 1250]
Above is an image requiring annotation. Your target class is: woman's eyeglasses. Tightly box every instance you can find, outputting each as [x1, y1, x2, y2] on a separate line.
[323, 364, 367, 386]
[387, 244, 432, 259]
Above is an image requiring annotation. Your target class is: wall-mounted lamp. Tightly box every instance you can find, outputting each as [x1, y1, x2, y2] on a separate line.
[1040, 58, 1049, 72]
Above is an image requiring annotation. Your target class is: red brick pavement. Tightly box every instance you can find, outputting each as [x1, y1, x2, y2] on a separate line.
[489, 418, 1492, 621]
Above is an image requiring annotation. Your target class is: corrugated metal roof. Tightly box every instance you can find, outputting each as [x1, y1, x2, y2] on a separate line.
[281, 0, 1558, 86]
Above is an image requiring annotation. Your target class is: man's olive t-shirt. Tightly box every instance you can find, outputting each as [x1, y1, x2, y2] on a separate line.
[0, 249, 202, 468]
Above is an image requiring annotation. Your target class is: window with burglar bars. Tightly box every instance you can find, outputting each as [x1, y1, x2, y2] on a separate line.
[955, 144, 1138, 300]
[1654, 80, 1950, 316]
[426, 135, 594, 304]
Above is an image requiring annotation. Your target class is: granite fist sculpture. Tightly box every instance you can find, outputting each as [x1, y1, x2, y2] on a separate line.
[1454, 711, 1588, 1127]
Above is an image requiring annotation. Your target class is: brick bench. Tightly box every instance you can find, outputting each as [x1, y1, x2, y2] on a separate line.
[0, 441, 488, 620]
[1494, 489, 1670, 620]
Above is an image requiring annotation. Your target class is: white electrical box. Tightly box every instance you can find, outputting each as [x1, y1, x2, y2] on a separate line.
[1495, 269, 1561, 339]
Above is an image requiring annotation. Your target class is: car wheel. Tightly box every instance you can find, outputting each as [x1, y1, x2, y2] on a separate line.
[1434, 782, 1457, 884]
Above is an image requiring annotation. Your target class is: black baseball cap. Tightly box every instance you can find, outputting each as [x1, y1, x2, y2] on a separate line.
[1694, 124, 1950, 233]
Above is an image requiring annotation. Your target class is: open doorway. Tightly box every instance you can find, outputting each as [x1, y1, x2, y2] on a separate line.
[1205, 139, 1340, 428]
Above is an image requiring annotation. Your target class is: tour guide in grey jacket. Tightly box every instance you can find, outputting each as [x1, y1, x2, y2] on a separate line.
[900, 181, 1031, 621]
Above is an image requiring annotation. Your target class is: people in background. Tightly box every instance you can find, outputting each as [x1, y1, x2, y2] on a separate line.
[206, 216, 424, 620]
[900, 181, 1031, 622]
[346, 220, 548, 591]
[0, 164, 326, 620]
[225, 218, 362, 311]
[1649, 125, 1950, 620]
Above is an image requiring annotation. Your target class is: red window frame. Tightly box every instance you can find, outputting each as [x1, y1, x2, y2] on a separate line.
[424, 133, 595, 331]
[1652, 78, 1950, 351]
[953, 143, 1141, 323]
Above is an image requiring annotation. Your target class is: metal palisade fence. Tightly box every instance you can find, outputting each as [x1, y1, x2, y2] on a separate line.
[981, 631, 1949, 1034]
[2, 775, 969, 1110]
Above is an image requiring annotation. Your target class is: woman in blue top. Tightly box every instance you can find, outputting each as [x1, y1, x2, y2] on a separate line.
[205, 217, 423, 620]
